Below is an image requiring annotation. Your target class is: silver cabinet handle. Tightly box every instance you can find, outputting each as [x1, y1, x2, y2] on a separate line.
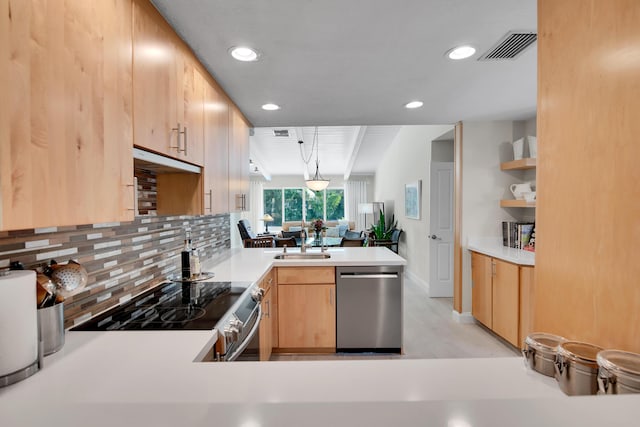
[183, 126, 188, 156]
[339, 273, 399, 279]
[171, 123, 187, 154]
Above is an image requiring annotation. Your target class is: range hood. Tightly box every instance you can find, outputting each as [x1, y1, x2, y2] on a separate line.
[133, 148, 201, 174]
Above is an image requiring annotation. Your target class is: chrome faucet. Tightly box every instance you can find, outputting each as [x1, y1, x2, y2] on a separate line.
[300, 228, 307, 253]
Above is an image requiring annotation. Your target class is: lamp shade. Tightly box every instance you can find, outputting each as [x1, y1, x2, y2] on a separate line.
[261, 214, 274, 222]
[358, 203, 374, 214]
[306, 179, 330, 191]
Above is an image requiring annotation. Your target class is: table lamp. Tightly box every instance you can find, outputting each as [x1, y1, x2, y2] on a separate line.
[261, 214, 274, 233]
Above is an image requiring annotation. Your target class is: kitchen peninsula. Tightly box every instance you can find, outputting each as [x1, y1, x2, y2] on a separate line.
[2, 247, 639, 426]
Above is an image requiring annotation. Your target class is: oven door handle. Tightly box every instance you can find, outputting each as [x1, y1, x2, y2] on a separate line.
[225, 303, 262, 362]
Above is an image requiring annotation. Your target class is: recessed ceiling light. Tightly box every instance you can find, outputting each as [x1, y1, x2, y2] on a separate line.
[229, 46, 259, 62]
[405, 101, 424, 109]
[446, 45, 476, 60]
[262, 103, 280, 111]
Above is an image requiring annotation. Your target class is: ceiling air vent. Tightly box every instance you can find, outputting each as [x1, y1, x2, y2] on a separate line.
[478, 31, 537, 61]
[273, 129, 289, 137]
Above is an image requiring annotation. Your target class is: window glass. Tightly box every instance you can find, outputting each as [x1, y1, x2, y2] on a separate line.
[284, 188, 303, 221]
[305, 189, 324, 221]
[263, 189, 283, 226]
[325, 189, 345, 221]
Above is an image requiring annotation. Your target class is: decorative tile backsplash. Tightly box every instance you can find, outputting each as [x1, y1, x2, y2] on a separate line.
[0, 214, 230, 328]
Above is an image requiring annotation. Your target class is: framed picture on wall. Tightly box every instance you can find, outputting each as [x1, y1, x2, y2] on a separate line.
[404, 180, 421, 220]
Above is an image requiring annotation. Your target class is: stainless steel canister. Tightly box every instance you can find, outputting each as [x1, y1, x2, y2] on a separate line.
[37, 302, 65, 355]
[597, 349, 640, 394]
[554, 341, 603, 395]
[522, 332, 567, 377]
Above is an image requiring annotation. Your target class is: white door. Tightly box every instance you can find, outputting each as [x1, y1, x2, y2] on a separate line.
[429, 162, 454, 297]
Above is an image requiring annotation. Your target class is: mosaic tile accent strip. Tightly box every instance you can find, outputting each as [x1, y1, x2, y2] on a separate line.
[0, 214, 230, 328]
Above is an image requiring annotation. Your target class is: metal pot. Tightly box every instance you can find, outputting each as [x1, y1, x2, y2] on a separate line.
[522, 332, 567, 377]
[597, 349, 640, 394]
[554, 341, 604, 395]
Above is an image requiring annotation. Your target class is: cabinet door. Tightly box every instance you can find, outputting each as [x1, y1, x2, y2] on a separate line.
[259, 287, 273, 361]
[132, 0, 180, 157]
[519, 266, 535, 349]
[0, 0, 134, 231]
[228, 106, 250, 212]
[203, 80, 229, 214]
[492, 259, 520, 346]
[471, 252, 493, 328]
[278, 284, 336, 349]
[179, 57, 204, 166]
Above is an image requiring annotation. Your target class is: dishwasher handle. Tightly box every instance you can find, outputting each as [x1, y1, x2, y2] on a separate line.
[339, 273, 399, 279]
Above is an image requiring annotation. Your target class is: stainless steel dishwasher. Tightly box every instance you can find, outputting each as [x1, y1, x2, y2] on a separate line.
[336, 265, 403, 353]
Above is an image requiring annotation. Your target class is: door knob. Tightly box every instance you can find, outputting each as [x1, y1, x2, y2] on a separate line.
[429, 234, 441, 240]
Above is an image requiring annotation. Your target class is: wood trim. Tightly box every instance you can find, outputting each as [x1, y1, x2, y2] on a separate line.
[453, 121, 463, 313]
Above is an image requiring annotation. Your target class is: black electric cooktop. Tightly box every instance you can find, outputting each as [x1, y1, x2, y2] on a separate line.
[71, 281, 250, 331]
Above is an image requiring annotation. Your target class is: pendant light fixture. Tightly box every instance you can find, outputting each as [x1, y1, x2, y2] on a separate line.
[304, 127, 330, 191]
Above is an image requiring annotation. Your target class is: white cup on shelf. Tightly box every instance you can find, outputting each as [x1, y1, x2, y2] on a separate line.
[523, 191, 537, 202]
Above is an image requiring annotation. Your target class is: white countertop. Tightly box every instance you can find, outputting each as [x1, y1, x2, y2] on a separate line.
[468, 237, 535, 266]
[2, 247, 638, 426]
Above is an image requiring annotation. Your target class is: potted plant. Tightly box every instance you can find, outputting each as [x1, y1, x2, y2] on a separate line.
[369, 209, 397, 243]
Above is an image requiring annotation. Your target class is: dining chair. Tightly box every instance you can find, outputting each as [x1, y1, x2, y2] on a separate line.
[243, 237, 274, 248]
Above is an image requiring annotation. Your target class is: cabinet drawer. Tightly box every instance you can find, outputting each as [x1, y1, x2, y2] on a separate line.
[260, 268, 276, 292]
[277, 267, 335, 285]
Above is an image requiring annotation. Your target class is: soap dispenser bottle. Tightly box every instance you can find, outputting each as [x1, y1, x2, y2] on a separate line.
[181, 227, 192, 280]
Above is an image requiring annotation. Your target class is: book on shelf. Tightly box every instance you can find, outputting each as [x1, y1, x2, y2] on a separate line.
[502, 221, 535, 251]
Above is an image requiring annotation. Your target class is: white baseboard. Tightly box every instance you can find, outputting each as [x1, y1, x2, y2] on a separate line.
[451, 310, 476, 324]
[405, 270, 430, 294]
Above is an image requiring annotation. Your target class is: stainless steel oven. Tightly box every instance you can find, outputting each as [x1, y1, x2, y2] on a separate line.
[211, 284, 263, 361]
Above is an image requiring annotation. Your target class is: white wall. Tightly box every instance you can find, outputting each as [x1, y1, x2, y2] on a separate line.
[460, 119, 536, 312]
[374, 125, 454, 289]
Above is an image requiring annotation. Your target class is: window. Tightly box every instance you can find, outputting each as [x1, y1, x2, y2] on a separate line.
[262, 187, 345, 224]
[325, 189, 345, 221]
[305, 189, 324, 221]
[263, 189, 283, 226]
[284, 189, 303, 221]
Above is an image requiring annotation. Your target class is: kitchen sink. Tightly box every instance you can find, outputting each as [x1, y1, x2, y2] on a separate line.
[273, 253, 331, 260]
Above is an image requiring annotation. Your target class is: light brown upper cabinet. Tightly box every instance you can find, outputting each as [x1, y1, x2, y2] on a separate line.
[0, 0, 134, 231]
[203, 81, 230, 214]
[228, 106, 250, 212]
[132, 0, 203, 166]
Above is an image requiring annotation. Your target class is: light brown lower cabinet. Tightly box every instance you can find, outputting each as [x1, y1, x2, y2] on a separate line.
[471, 251, 533, 348]
[259, 285, 273, 361]
[276, 267, 336, 351]
[259, 268, 276, 361]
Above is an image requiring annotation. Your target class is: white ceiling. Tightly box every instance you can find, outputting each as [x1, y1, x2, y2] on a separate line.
[150, 0, 537, 177]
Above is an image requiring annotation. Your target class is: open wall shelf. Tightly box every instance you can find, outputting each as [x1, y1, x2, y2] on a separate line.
[500, 158, 537, 171]
[500, 200, 536, 208]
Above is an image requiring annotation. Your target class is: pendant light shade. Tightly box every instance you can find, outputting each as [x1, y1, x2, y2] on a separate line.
[306, 160, 330, 191]
[303, 127, 330, 191]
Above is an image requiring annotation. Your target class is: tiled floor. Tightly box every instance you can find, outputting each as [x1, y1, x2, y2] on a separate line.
[271, 274, 520, 361]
